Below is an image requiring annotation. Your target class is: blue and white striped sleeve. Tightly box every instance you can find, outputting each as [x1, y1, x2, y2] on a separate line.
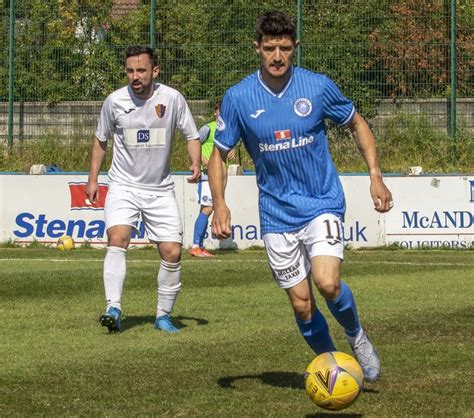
[322, 76, 355, 126]
[214, 90, 241, 151]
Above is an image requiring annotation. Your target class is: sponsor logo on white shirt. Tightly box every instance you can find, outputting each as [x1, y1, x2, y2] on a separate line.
[123, 128, 167, 148]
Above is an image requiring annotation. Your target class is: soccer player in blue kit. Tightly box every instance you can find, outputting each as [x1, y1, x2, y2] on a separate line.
[208, 11, 393, 383]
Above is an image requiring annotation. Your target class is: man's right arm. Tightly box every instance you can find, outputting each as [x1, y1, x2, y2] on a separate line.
[208, 146, 231, 240]
[86, 137, 107, 204]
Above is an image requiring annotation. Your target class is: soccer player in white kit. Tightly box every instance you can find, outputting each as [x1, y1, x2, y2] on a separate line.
[86, 45, 201, 333]
[208, 11, 393, 382]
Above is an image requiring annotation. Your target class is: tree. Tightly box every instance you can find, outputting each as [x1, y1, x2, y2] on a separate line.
[367, 0, 473, 98]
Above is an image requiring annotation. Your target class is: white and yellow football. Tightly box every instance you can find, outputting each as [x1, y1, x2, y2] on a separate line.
[57, 235, 75, 251]
[304, 351, 363, 411]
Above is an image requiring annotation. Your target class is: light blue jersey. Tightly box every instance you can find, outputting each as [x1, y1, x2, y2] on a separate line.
[215, 66, 355, 234]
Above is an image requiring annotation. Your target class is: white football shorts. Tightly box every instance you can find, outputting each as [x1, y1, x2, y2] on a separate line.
[105, 186, 183, 243]
[197, 178, 213, 207]
[263, 213, 344, 289]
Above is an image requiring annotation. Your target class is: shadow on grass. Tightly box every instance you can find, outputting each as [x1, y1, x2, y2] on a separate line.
[120, 315, 209, 331]
[218, 372, 375, 417]
[218, 371, 305, 390]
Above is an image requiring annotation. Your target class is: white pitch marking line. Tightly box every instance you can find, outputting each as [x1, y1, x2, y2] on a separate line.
[0, 258, 470, 267]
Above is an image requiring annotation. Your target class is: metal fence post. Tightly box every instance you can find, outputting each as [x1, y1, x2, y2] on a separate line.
[449, 0, 457, 164]
[7, 0, 15, 147]
[150, 0, 157, 49]
[296, 0, 302, 66]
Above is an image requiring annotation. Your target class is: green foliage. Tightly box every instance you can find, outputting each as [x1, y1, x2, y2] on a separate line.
[1, 113, 472, 173]
[2, 1, 472, 106]
[80, 239, 93, 249]
[376, 112, 473, 173]
[329, 113, 473, 174]
[0, 239, 21, 248]
[301, 0, 386, 117]
[0, 1, 472, 174]
[6, 0, 116, 102]
[25, 239, 51, 249]
[0, 134, 112, 172]
[366, 1, 473, 98]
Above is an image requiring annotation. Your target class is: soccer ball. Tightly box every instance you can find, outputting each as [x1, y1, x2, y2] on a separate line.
[57, 235, 75, 251]
[304, 351, 363, 411]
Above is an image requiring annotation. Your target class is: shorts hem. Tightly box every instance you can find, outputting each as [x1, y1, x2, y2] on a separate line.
[148, 237, 183, 245]
[106, 222, 140, 233]
[277, 273, 308, 290]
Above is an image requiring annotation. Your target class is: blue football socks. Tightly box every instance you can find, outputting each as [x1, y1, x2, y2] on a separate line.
[326, 281, 361, 338]
[296, 309, 337, 354]
[193, 212, 210, 247]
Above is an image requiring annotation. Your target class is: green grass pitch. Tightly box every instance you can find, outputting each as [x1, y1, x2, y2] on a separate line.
[0, 248, 472, 416]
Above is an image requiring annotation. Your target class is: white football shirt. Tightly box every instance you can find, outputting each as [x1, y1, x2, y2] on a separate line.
[96, 83, 199, 194]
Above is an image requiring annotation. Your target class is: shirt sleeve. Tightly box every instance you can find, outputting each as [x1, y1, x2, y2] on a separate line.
[198, 125, 211, 143]
[322, 76, 355, 126]
[95, 95, 115, 142]
[214, 90, 241, 151]
[176, 92, 199, 140]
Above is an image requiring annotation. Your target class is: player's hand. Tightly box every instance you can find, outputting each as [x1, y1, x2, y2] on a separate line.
[370, 177, 393, 213]
[85, 180, 99, 204]
[187, 164, 201, 183]
[211, 204, 232, 240]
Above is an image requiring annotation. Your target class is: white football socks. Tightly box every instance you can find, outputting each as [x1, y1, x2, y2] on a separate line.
[103, 246, 127, 310]
[156, 260, 182, 317]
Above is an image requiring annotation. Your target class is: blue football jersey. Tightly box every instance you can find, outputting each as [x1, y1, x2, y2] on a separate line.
[215, 66, 355, 234]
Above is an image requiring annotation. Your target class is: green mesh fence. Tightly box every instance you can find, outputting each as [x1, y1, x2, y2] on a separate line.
[0, 0, 473, 171]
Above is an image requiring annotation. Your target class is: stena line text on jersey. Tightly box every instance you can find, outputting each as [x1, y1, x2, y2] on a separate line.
[259, 135, 315, 153]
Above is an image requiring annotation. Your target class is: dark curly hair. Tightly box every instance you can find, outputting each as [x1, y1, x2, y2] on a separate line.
[124, 45, 159, 68]
[255, 10, 296, 42]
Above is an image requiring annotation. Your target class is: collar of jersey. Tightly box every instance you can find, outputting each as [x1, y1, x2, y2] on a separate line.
[128, 83, 160, 103]
[257, 68, 293, 98]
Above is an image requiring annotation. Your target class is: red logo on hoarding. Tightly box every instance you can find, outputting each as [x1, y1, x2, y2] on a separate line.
[273, 129, 291, 140]
[69, 183, 108, 210]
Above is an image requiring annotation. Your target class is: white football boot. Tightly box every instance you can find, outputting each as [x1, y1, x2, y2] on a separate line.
[347, 328, 381, 383]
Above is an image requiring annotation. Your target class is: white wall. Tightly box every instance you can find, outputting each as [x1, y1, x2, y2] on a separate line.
[1, 174, 472, 249]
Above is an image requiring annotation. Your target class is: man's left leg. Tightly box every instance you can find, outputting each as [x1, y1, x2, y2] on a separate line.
[190, 180, 214, 257]
[312, 255, 380, 383]
[155, 241, 182, 333]
[142, 194, 183, 333]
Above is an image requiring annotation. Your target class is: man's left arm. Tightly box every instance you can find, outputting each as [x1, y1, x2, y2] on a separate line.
[347, 112, 393, 213]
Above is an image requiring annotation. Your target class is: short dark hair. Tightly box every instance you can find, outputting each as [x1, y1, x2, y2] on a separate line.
[124, 45, 159, 67]
[255, 10, 296, 42]
[213, 99, 221, 111]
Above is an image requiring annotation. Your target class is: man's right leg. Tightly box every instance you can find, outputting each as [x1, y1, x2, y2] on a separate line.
[263, 232, 336, 355]
[99, 225, 131, 332]
[189, 205, 214, 257]
[286, 278, 337, 354]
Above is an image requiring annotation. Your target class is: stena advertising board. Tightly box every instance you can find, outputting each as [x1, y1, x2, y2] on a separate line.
[0, 174, 472, 249]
